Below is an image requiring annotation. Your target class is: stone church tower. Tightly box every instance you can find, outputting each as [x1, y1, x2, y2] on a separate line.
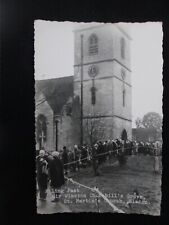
[74, 23, 132, 143]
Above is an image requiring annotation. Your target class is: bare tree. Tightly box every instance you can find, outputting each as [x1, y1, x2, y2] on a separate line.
[83, 114, 106, 145]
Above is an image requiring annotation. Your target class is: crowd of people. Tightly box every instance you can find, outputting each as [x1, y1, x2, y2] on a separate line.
[36, 139, 162, 201]
[58, 139, 162, 173]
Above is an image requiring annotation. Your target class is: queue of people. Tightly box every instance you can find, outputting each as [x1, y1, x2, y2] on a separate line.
[36, 139, 162, 201]
[63, 139, 161, 174]
[58, 139, 162, 174]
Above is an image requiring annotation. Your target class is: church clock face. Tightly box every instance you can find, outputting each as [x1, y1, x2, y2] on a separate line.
[88, 65, 99, 78]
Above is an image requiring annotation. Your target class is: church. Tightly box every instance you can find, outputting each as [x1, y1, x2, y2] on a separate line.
[35, 23, 132, 153]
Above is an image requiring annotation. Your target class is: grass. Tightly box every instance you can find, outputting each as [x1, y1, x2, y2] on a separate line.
[59, 155, 162, 215]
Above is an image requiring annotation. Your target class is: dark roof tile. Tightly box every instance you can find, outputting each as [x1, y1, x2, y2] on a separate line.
[35, 76, 73, 114]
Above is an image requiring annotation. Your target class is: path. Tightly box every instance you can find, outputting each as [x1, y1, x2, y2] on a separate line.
[37, 190, 71, 214]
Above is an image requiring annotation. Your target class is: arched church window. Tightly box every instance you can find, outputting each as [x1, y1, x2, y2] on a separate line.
[123, 88, 126, 107]
[36, 114, 47, 150]
[120, 37, 125, 59]
[91, 86, 96, 105]
[88, 34, 98, 55]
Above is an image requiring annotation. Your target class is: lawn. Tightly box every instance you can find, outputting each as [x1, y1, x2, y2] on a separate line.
[59, 155, 162, 215]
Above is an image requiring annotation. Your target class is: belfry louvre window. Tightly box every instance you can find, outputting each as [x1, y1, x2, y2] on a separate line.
[123, 89, 126, 107]
[121, 69, 126, 81]
[88, 34, 98, 55]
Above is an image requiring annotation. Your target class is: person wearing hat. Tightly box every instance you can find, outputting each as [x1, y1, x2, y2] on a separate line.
[62, 146, 69, 175]
[73, 145, 81, 172]
[81, 146, 88, 168]
[48, 151, 65, 202]
[36, 150, 48, 201]
[153, 147, 160, 174]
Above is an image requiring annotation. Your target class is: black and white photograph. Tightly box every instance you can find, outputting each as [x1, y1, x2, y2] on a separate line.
[35, 21, 163, 215]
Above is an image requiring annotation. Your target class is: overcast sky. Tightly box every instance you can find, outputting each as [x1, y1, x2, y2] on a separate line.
[34, 21, 163, 127]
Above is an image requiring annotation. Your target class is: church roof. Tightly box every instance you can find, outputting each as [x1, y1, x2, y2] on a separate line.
[35, 76, 73, 114]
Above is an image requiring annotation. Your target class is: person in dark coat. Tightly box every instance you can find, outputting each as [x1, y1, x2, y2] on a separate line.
[81, 146, 88, 168]
[48, 151, 65, 202]
[117, 140, 127, 167]
[103, 141, 108, 162]
[97, 141, 104, 165]
[62, 146, 69, 175]
[73, 145, 81, 172]
[91, 143, 100, 176]
[68, 149, 74, 172]
[36, 150, 48, 201]
[112, 140, 118, 156]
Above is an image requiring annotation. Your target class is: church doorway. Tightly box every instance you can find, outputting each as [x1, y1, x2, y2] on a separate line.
[121, 129, 127, 142]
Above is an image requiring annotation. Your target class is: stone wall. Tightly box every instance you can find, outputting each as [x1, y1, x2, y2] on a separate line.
[74, 24, 131, 75]
[57, 97, 81, 151]
[112, 76, 132, 120]
[83, 116, 132, 144]
[74, 24, 132, 143]
[113, 116, 132, 140]
[74, 77, 113, 117]
[35, 94, 81, 152]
